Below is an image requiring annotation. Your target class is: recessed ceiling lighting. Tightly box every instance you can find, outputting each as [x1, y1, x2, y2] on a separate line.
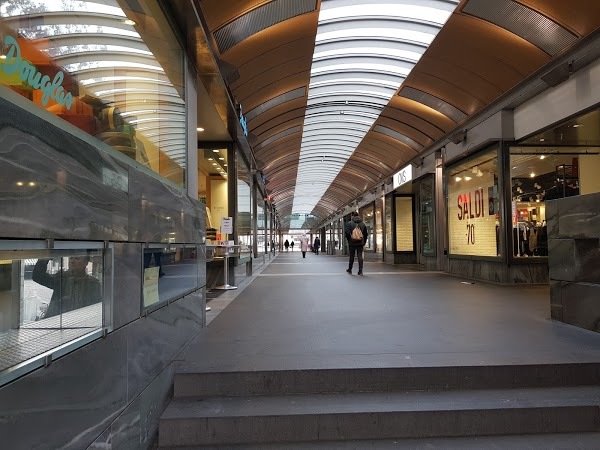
[208, 158, 213, 161]
[219, 157, 224, 160]
[465, 176, 472, 181]
[0, 54, 6, 60]
[123, 19, 136, 26]
[16, 181, 24, 186]
[573, 124, 583, 128]
[213, 150, 219, 153]
[212, 163, 217, 166]
[197, 127, 205, 132]
[540, 155, 546, 160]
[540, 138, 545, 142]
[455, 177, 461, 182]
[513, 166, 517, 170]
[28, 181, 36, 186]
[530, 173, 536, 178]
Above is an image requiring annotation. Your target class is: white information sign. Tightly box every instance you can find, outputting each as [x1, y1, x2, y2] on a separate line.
[221, 217, 233, 234]
[393, 164, 413, 190]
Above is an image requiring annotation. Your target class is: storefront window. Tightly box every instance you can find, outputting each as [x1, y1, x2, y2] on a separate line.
[447, 147, 500, 257]
[0, 242, 106, 383]
[360, 204, 374, 250]
[143, 244, 198, 309]
[0, 0, 186, 187]
[257, 197, 265, 255]
[237, 155, 252, 260]
[375, 196, 383, 254]
[385, 194, 393, 252]
[420, 176, 435, 256]
[395, 196, 414, 252]
[199, 148, 228, 238]
[509, 147, 600, 257]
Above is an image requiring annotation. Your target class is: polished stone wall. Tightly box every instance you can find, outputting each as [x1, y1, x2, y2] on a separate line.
[0, 94, 207, 448]
[447, 258, 548, 284]
[547, 193, 600, 331]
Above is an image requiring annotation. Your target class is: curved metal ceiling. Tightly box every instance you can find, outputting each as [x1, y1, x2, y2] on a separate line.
[198, 0, 598, 228]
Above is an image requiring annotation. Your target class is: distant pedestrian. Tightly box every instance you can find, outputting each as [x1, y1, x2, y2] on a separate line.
[290, 240, 294, 251]
[284, 239, 289, 251]
[314, 237, 320, 255]
[299, 234, 309, 258]
[345, 211, 368, 275]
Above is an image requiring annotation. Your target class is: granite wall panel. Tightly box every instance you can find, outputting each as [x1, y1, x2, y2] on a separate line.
[0, 329, 128, 450]
[559, 282, 600, 332]
[557, 192, 600, 239]
[0, 102, 129, 241]
[127, 294, 202, 402]
[546, 199, 559, 239]
[113, 242, 143, 330]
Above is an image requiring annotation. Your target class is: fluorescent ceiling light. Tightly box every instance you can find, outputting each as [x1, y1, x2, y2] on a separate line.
[316, 28, 436, 45]
[318, 4, 455, 24]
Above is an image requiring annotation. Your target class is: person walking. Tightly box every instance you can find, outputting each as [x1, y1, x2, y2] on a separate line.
[284, 239, 290, 251]
[314, 237, 320, 255]
[345, 211, 368, 275]
[290, 240, 294, 252]
[299, 234, 309, 258]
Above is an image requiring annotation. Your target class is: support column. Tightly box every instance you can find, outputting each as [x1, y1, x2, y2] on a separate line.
[435, 149, 446, 271]
[185, 61, 198, 199]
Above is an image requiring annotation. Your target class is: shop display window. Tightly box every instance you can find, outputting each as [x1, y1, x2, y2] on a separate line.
[143, 244, 198, 309]
[385, 194, 393, 252]
[375, 196, 383, 254]
[447, 147, 500, 257]
[199, 148, 228, 240]
[509, 147, 600, 257]
[237, 156, 252, 261]
[359, 204, 374, 250]
[395, 196, 414, 252]
[420, 176, 435, 256]
[0, 242, 107, 383]
[0, 0, 186, 187]
[257, 198, 265, 254]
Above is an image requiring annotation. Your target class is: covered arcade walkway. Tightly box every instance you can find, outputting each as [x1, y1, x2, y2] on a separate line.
[180, 253, 600, 372]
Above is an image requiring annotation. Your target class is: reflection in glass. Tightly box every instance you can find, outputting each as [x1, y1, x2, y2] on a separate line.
[509, 148, 598, 257]
[0, 0, 186, 186]
[385, 194, 393, 252]
[420, 176, 435, 256]
[0, 248, 104, 373]
[257, 199, 265, 255]
[375, 196, 383, 254]
[237, 156, 252, 260]
[447, 147, 499, 257]
[360, 204, 374, 250]
[143, 245, 197, 308]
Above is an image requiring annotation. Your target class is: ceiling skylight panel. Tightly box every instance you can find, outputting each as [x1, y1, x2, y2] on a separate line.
[292, 0, 458, 216]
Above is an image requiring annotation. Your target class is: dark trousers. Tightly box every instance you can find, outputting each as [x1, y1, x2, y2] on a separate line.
[302, 251, 306, 258]
[348, 245, 363, 271]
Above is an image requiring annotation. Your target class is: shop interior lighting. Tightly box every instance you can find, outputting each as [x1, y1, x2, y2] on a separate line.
[219, 157, 225, 160]
[292, 0, 458, 216]
[455, 176, 462, 182]
[123, 19, 137, 26]
[28, 182, 36, 187]
[212, 163, 217, 166]
[465, 176, 472, 181]
[213, 150, 220, 153]
[573, 124, 583, 128]
[197, 127, 205, 132]
[540, 155, 546, 159]
[530, 173, 536, 178]
[16, 181, 24, 186]
[208, 158, 214, 161]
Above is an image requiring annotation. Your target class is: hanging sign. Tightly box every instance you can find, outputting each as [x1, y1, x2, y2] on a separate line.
[221, 216, 233, 234]
[393, 164, 413, 189]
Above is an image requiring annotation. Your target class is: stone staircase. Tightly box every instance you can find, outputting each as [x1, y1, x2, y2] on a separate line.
[158, 364, 600, 448]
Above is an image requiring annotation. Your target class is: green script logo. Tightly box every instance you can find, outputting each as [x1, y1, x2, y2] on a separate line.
[1, 35, 74, 110]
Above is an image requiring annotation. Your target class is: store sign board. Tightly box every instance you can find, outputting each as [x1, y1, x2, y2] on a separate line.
[1, 36, 74, 110]
[393, 164, 413, 189]
[221, 216, 233, 234]
[448, 173, 498, 257]
[238, 104, 248, 137]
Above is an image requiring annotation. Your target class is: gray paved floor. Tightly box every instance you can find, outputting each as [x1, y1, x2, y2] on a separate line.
[179, 253, 600, 372]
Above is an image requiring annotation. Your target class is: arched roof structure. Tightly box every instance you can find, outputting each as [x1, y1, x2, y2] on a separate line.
[199, 0, 600, 227]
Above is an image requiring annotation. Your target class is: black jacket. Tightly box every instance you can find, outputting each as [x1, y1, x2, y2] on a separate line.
[345, 216, 368, 246]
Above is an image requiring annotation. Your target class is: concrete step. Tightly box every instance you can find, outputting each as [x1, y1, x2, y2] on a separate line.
[158, 432, 600, 449]
[174, 363, 600, 398]
[159, 386, 600, 447]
